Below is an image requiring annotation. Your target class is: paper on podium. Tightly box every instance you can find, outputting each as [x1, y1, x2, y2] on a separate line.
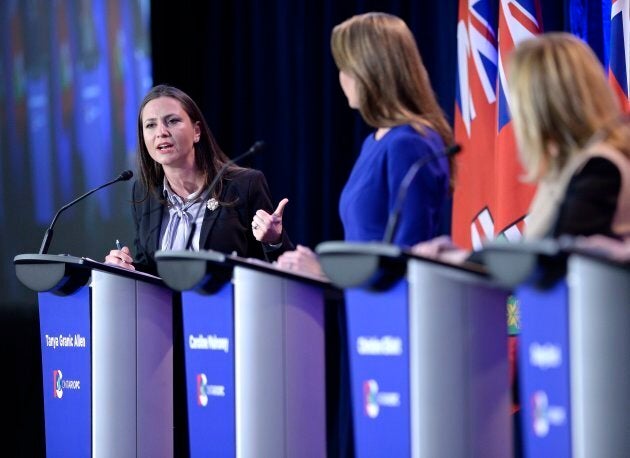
[83, 257, 162, 281]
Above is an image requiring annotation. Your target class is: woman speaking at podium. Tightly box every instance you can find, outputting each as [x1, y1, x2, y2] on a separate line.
[277, 12, 453, 277]
[105, 85, 292, 274]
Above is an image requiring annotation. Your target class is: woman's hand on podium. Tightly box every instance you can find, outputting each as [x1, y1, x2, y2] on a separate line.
[411, 235, 470, 265]
[575, 235, 630, 262]
[276, 244, 327, 280]
[105, 245, 136, 271]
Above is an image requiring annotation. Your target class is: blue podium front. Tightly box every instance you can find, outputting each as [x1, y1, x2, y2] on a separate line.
[345, 280, 411, 456]
[483, 240, 630, 457]
[15, 254, 174, 457]
[317, 242, 511, 457]
[156, 250, 329, 457]
[182, 283, 236, 456]
[39, 287, 92, 457]
[516, 279, 572, 455]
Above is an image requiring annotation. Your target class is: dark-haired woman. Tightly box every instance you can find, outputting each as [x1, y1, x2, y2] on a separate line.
[105, 84, 291, 274]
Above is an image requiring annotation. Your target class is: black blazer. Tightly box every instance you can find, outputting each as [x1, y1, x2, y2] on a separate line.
[132, 168, 293, 274]
[465, 157, 623, 265]
[551, 157, 621, 238]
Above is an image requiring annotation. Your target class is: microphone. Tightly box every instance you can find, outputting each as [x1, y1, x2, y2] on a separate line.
[382, 144, 461, 245]
[39, 170, 134, 254]
[184, 140, 265, 250]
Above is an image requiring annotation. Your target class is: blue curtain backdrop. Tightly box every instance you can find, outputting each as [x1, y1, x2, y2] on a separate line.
[566, 0, 612, 64]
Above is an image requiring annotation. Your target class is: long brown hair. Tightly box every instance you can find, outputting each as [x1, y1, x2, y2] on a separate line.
[136, 84, 233, 200]
[331, 12, 453, 147]
[509, 33, 630, 181]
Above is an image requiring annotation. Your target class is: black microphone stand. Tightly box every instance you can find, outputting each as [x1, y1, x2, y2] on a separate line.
[39, 171, 134, 254]
[183, 141, 265, 250]
[382, 144, 461, 245]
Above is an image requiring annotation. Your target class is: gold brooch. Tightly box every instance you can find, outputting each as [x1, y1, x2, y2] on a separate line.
[206, 198, 219, 211]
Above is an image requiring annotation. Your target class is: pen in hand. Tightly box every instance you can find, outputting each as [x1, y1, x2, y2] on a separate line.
[114, 239, 135, 269]
[116, 239, 126, 264]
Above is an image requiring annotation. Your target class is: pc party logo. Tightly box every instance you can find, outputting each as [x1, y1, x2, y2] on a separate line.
[531, 390, 566, 437]
[53, 369, 63, 399]
[197, 373, 209, 407]
[364, 379, 380, 418]
[363, 379, 401, 419]
[196, 373, 226, 407]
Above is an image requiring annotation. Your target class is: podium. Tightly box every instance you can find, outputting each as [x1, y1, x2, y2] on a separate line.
[155, 250, 331, 457]
[316, 241, 511, 457]
[14, 254, 174, 458]
[482, 240, 630, 457]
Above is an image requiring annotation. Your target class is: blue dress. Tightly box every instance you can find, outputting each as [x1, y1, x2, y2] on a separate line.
[339, 124, 449, 246]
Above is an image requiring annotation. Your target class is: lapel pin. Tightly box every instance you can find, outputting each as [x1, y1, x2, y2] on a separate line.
[206, 197, 219, 211]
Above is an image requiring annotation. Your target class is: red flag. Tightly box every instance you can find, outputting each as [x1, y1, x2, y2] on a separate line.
[493, 0, 541, 240]
[453, 0, 499, 249]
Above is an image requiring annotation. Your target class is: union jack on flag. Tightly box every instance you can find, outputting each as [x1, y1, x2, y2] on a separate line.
[452, 0, 498, 249]
[453, 0, 541, 249]
[609, 0, 630, 111]
[493, 0, 540, 242]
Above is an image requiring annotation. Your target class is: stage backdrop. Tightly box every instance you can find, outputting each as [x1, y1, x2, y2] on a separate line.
[149, 0, 564, 255]
[0, 0, 152, 304]
[4, 0, 619, 454]
[1, 1, 151, 455]
[1, 1, 568, 307]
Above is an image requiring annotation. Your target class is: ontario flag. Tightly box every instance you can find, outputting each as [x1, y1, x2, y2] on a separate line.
[453, 0, 499, 249]
[609, 0, 630, 112]
[493, 0, 541, 241]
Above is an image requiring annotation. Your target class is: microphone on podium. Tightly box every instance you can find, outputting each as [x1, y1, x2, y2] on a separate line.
[39, 170, 134, 255]
[382, 144, 461, 245]
[184, 140, 266, 250]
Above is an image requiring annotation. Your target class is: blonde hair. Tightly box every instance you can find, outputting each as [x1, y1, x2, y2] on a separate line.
[508, 32, 630, 181]
[330, 12, 453, 147]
